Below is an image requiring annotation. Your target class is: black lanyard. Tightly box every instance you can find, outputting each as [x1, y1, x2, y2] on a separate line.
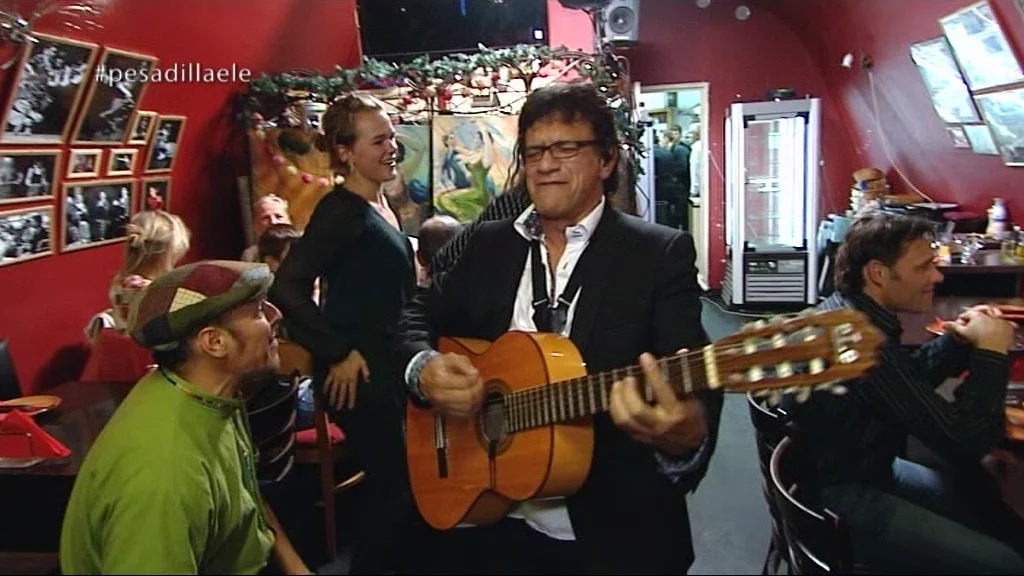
[530, 241, 584, 334]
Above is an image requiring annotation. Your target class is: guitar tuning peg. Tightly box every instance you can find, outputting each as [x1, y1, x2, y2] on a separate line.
[798, 307, 816, 318]
[766, 390, 782, 407]
[827, 384, 849, 396]
[768, 314, 786, 325]
[795, 386, 812, 403]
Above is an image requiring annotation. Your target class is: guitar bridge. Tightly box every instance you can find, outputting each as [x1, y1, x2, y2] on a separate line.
[433, 414, 448, 479]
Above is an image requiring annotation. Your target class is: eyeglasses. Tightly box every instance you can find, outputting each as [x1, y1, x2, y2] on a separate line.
[522, 140, 600, 163]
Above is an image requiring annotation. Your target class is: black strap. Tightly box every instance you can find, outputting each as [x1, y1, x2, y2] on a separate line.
[530, 241, 584, 334]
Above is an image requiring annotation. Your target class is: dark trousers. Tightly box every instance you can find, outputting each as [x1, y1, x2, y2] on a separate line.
[327, 366, 413, 574]
[820, 458, 1024, 574]
[407, 516, 585, 575]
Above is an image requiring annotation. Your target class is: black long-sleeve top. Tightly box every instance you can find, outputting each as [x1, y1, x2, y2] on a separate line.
[268, 186, 416, 368]
[786, 292, 1010, 487]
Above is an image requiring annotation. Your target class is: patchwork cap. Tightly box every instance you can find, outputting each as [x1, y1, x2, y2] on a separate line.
[128, 260, 273, 350]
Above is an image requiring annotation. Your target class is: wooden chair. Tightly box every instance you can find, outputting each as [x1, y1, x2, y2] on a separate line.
[245, 374, 298, 486]
[747, 393, 793, 575]
[0, 339, 21, 401]
[769, 436, 857, 575]
[276, 339, 366, 560]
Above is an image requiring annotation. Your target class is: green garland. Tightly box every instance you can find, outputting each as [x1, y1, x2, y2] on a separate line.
[240, 44, 645, 162]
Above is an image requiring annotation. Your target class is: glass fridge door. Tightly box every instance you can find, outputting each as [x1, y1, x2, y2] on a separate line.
[742, 115, 807, 250]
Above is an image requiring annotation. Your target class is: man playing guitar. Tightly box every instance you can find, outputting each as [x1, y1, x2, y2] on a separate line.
[394, 83, 724, 574]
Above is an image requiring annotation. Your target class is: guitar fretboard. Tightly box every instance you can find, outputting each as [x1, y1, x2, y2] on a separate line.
[502, 349, 712, 433]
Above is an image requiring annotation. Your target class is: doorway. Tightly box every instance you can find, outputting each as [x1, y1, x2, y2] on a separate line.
[636, 82, 709, 288]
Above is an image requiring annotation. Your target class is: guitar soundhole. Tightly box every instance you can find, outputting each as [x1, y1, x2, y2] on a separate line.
[480, 389, 507, 446]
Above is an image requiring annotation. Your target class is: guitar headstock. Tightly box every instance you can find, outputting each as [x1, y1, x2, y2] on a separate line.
[710, 307, 884, 405]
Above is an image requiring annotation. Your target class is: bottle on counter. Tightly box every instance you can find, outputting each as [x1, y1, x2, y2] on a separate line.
[988, 197, 1009, 239]
[1003, 226, 1019, 262]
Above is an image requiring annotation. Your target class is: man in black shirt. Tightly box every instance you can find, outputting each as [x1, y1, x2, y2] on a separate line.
[786, 211, 1024, 573]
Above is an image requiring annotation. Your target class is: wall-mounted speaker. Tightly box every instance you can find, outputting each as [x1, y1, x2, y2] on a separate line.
[602, 0, 640, 46]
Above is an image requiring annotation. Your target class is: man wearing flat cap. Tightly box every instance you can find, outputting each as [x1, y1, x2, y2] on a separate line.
[60, 261, 311, 575]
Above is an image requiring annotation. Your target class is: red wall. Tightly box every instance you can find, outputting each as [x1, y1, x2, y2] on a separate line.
[0, 0, 361, 394]
[625, 0, 845, 286]
[547, 0, 596, 52]
[767, 0, 1024, 220]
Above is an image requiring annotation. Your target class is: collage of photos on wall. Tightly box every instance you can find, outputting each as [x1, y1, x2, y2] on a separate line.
[0, 33, 184, 268]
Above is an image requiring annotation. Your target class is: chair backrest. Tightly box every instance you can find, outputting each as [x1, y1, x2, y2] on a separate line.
[769, 436, 854, 575]
[79, 328, 154, 384]
[747, 392, 791, 474]
[0, 339, 22, 401]
[277, 339, 313, 379]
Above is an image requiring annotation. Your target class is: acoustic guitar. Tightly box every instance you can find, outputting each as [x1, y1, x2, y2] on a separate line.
[405, 308, 884, 530]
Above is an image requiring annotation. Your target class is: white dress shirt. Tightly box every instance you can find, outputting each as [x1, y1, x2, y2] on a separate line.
[502, 196, 607, 541]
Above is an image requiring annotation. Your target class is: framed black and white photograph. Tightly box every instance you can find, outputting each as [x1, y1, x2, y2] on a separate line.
[126, 110, 157, 145]
[72, 48, 157, 145]
[909, 38, 981, 124]
[0, 205, 53, 267]
[963, 124, 1000, 155]
[107, 148, 137, 177]
[974, 87, 1024, 166]
[66, 149, 102, 179]
[61, 179, 135, 252]
[0, 150, 60, 206]
[0, 34, 99, 144]
[144, 115, 186, 174]
[141, 177, 170, 211]
[940, 1, 1024, 92]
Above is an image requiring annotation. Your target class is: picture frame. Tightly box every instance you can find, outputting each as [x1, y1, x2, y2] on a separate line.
[974, 87, 1024, 166]
[939, 1, 1024, 92]
[72, 47, 157, 145]
[106, 148, 138, 177]
[962, 123, 1000, 155]
[0, 33, 99, 144]
[908, 38, 981, 124]
[0, 149, 61, 206]
[66, 149, 103, 179]
[125, 110, 157, 145]
[0, 205, 53, 267]
[141, 177, 170, 211]
[61, 178, 136, 253]
[144, 115, 186, 174]
[946, 126, 971, 148]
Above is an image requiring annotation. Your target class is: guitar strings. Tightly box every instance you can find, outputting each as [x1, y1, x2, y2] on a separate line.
[501, 335, 838, 426]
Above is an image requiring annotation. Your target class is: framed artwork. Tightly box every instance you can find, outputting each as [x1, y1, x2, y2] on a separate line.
[909, 38, 981, 123]
[383, 124, 432, 235]
[0, 150, 60, 206]
[61, 178, 136, 252]
[66, 148, 102, 179]
[0, 205, 53, 267]
[144, 115, 186, 173]
[107, 148, 138, 177]
[963, 124, 1000, 155]
[946, 126, 971, 148]
[974, 87, 1024, 166]
[940, 1, 1024, 92]
[431, 115, 517, 223]
[141, 177, 170, 211]
[72, 47, 157, 144]
[126, 110, 157, 145]
[0, 34, 99, 144]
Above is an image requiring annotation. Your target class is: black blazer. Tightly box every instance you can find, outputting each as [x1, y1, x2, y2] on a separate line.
[394, 204, 724, 574]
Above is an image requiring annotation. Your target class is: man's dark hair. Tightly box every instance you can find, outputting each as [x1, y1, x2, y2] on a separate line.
[257, 223, 302, 262]
[509, 82, 621, 196]
[833, 211, 936, 296]
[417, 215, 463, 274]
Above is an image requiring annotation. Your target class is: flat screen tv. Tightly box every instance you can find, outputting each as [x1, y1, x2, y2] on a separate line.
[357, 0, 549, 61]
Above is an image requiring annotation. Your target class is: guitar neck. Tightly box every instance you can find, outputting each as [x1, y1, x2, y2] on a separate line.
[505, 349, 711, 433]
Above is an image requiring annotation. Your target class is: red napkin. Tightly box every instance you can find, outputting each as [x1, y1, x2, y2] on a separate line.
[0, 410, 71, 460]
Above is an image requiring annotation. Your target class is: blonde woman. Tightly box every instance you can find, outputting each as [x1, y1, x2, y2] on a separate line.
[108, 210, 191, 332]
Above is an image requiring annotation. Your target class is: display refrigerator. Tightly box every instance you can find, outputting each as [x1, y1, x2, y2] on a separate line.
[722, 98, 821, 307]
